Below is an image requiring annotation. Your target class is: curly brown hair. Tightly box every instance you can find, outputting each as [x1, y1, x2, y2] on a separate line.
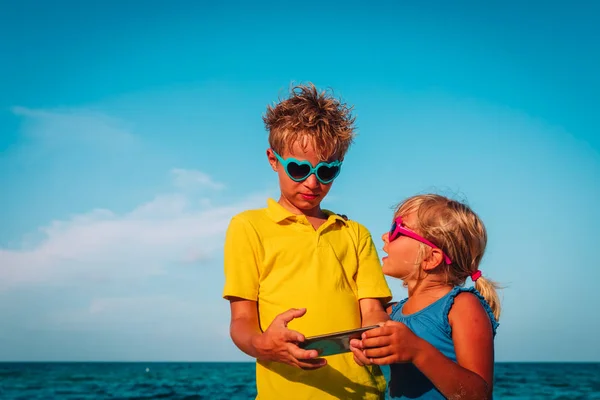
[263, 83, 356, 161]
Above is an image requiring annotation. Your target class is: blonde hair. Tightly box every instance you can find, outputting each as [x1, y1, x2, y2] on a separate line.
[263, 83, 356, 161]
[395, 194, 502, 320]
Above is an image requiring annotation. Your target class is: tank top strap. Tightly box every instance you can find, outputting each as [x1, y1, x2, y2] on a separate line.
[442, 286, 500, 337]
[389, 297, 409, 320]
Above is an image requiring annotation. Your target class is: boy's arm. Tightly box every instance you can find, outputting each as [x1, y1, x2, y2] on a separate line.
[359, 298, 390, 327]
[354, 224, 393, 322]
[229, 298, 264, 358]
[229, 297, 326, 369]
[223, 217, 325, 369]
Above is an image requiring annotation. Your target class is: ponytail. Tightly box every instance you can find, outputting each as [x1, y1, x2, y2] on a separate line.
[474, 275, 502, 321]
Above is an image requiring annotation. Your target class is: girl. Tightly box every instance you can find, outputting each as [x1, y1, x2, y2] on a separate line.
[350, 194, 501, 399]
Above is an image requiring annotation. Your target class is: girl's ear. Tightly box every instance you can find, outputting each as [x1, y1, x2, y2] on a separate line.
[422, 248, 444, 271]
[266, 148, 278, 171]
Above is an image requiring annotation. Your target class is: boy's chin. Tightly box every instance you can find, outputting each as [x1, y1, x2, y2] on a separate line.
[292, 196, 324, 209]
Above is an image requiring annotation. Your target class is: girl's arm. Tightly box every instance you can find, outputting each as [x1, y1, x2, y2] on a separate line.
[352, 292, 494, 399]
[428, 293, 494, 399]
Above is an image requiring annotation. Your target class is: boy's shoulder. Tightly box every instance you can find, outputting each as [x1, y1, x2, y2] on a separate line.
[326, 210, 373, 237]
[335, 213, 349, 221]
[229, 205, 375, 239]
[230, 206, 269, 224]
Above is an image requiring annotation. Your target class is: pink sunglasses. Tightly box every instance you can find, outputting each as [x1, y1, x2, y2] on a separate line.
[389, 216, 452, 265]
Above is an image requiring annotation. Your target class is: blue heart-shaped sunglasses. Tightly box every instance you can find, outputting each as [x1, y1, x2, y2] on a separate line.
[272, 150, 342, 184]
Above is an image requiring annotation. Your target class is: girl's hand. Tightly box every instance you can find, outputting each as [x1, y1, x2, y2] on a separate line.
[354, 320, 422, 365]
[349, 339, 372, 366]
[254, 308, 327, 370]
[354, 293, 496, 399]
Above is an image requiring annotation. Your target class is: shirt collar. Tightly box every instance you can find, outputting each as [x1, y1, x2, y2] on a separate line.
[265, 198, 348, 226]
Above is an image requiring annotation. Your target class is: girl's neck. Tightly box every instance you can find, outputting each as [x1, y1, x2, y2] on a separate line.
[401, 279, 453, 315]
[406, 278, 453, 298]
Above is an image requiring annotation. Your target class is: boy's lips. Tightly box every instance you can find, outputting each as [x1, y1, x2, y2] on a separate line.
[300, 193, 319, 200]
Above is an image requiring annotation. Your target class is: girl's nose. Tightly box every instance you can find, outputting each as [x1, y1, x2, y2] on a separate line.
[381, 233, 389, 254]
[381, 232, 389, 243]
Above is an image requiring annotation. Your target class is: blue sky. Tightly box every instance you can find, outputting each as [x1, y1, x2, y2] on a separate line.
[1, 0, 598, 362]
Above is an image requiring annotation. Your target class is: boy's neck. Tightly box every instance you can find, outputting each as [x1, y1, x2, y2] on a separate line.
[277, 196, 327, 220]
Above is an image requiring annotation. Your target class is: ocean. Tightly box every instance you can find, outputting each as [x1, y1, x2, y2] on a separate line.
[0, 362, 598, 399]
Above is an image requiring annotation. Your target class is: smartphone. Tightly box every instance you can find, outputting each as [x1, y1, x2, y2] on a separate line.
[298, 325, 379, 357]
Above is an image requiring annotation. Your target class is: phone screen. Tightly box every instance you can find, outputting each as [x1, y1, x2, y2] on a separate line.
[299, 325, 379, 357]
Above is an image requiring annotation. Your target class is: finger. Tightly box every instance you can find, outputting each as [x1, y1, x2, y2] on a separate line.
[370, 355, 398, 366]
[276, 308, 307, 326]
[289, 343, 319, 360]
[363, 346, 393, 359]
[383, 320, 405, 329]
[353, 354, 364, 366]
[361, 336, 392, 349]
[285, 329, 305, 343]
[349, 338, 363, 349]
[352, 352, 364, 366]
[297, 357, 327, 370]
[361, 326, 387, 339]
[350, 346, 371, 366]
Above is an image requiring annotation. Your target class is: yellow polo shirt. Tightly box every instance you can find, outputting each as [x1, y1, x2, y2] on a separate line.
[223, 198, 392, 400]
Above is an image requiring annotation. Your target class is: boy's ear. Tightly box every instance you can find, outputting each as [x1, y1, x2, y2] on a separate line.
[266, 148, 278, 171]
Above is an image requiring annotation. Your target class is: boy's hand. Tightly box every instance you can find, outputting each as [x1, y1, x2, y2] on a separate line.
[254, 308, 327, 370]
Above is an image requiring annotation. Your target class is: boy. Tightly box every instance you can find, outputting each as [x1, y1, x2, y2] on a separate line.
[222, 83, 391, 399]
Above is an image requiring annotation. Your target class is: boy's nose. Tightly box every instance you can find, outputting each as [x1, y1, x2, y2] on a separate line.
[381, 232, 389, 243]
[303, 173, 319, 188]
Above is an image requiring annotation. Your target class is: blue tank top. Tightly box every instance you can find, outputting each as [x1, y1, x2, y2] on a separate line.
[386, 286, 499, 399]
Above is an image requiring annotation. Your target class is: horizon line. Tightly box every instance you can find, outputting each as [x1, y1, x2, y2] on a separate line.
[1, 360, 599, 364]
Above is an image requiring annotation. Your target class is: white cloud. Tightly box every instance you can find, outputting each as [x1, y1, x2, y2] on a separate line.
[9, 106, 137, 148]
[0, 171, 265, 289]
[170, 168, 225, 191]
[1, 104, 271, 360]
